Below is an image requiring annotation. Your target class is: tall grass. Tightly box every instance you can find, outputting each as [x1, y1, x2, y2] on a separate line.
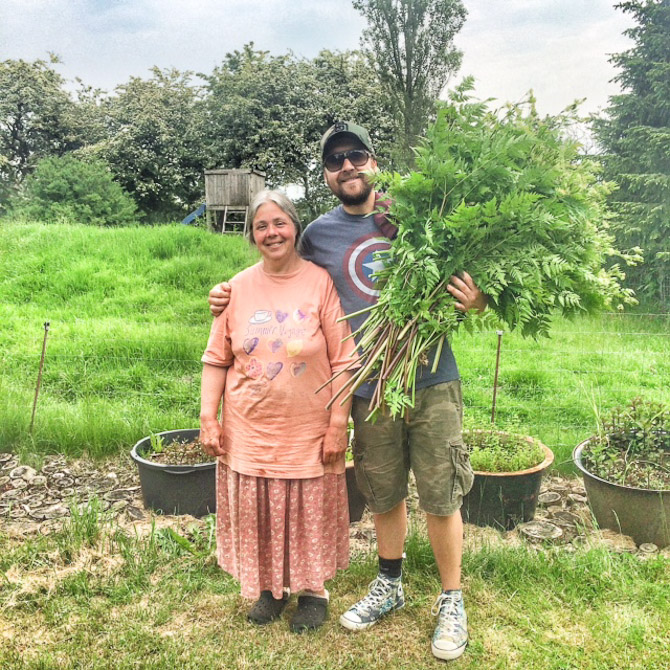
[454, 311, 670, 468]
[1, 219, 669, 466]
[1, 220, 252, 459]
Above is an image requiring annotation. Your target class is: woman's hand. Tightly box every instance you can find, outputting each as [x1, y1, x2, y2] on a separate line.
[208, 282, 231, 317]
[322, 425, 348, 465]
[200, 416, 225, 457]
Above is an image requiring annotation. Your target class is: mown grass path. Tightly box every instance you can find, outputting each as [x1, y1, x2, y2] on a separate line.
[1, 497, 669, 670]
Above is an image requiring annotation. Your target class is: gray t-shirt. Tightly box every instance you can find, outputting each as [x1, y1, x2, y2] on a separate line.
[299, 205, 459, 399]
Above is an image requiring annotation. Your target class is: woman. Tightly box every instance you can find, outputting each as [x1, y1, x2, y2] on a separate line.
[200, 190, 357, 632]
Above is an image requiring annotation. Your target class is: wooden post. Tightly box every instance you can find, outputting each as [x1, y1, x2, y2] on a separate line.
[491, 330, 503, 425]
[30, 321, 50, 434]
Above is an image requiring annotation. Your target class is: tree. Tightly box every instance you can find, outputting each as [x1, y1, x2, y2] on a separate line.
[353, 0, 467, 167]
[94, 67, 206, 221]
[0, 58, 75, 206]
[298, 49, 397, 219]
[202, 45, 396, 220]
[593, 0, 670, 307]
[12, 155, 137, 226]
[202, 45, 323, 208]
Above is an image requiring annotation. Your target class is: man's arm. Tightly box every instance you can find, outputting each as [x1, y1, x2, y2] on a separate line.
[447, 271, 488, 313]
[208, 282, 231, 317]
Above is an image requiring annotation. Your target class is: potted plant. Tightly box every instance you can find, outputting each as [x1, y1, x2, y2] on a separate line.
[573, 398, 670, 548]
[131, 429, 216, 518]
[462, 429, 554, 530]
[131, 428, 367, 523]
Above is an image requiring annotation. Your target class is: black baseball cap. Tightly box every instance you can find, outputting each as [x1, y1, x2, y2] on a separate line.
[320, 121, 375, 160]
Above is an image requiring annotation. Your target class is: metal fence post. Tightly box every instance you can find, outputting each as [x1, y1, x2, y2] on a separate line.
[30, 321, 50, 434]
[491, 330, 503, 424]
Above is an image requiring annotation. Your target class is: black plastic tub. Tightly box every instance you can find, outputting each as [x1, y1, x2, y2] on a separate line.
[345, 462, 367, 523]
[131, 429, 216, 517]
[462, 443, 554, 530]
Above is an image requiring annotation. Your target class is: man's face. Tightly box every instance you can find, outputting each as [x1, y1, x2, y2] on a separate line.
[323, 138, 378, 207]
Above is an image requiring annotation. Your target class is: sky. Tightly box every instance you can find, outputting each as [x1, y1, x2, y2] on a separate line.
[0, 0, 635, 117]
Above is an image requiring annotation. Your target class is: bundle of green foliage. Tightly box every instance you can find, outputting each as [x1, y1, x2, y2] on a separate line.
[582, 398, 670, 490]
[328, 81, 638, 419]
[464, 430, 545, 473]
[11, 155, 137, 226]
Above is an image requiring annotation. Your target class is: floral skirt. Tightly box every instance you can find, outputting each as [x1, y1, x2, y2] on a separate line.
[216, 462, 350, 600]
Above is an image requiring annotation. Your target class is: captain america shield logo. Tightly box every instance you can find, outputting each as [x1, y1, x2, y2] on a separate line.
[343, 234, 391, 302]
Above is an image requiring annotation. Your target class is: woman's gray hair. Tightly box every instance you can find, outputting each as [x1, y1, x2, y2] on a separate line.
[246, 190, 302, 245]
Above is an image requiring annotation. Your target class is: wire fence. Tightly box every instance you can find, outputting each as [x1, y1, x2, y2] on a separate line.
[4, 312, 669, 456]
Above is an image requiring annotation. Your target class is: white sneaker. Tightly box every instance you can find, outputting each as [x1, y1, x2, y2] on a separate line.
[339, 573, 405, 631]
[431, 590, 468, 660]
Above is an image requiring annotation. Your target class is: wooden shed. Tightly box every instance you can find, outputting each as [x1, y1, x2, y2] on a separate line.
[204, 168, 266, 234]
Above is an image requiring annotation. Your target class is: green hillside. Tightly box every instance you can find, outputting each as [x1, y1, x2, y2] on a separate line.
[1, 220, 668, 466]
[1, 221, 253, 459]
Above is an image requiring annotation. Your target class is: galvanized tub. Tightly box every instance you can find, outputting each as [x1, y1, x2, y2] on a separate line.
[573, 438, 670, 548]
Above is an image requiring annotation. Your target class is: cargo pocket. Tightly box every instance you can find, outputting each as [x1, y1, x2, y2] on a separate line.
[450, 439, 474, 500]
[351, 447, 376, 505]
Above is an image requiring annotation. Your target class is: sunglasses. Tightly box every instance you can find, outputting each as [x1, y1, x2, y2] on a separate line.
[323, 149, 373, 172]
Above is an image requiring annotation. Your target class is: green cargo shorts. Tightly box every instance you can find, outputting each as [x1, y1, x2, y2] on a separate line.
[351, 380, 474, 517]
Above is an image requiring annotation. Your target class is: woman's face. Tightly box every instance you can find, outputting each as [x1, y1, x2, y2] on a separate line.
[252, 201, 298, 264]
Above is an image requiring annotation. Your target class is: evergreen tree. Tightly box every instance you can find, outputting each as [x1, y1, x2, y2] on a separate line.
[594, 0, 670, 307]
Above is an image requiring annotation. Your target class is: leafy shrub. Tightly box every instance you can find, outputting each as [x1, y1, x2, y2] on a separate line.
[335, 81, 640, 419]
[465, 429, 545, 473]
[11, 155, 138, 226]
[582, 398, 670, 489]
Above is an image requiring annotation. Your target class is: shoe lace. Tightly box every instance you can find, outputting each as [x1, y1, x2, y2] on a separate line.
[354, 576, 395, 613]
[431, 592, 461, 631]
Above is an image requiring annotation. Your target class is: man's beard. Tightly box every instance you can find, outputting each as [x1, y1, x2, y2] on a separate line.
[335, 175, 374, 206]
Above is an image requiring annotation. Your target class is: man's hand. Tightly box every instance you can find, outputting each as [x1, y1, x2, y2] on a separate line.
[200, 417, 225, 457]
[322, 425, 348, 465]
[208, 282, 231, 317]
[447, 271, 488, 313]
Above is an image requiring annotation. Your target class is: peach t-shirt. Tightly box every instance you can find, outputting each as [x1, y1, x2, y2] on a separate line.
[202, 260, 358, 479]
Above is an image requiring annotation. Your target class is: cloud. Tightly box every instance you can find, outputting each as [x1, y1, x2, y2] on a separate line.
[1, 0, 634, 115]
[455, 0, 635, 114]
[0, 0, 365, 91]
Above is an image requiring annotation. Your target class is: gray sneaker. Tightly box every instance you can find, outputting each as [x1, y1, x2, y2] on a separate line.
[339, 573, 405, 630]
[431, 591, 468, 660]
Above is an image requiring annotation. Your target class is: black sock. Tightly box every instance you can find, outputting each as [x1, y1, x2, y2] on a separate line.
[379, 556, 403, 579]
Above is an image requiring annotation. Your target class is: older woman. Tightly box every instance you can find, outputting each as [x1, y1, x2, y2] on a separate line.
[200, 190, 357, 632]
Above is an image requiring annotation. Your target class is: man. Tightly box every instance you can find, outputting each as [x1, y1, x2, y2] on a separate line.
[208, 121, 486, 661]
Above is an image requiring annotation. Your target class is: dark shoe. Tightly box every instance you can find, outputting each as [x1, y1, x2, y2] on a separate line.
[289, 595, 328, 633]
[247, 590, 289, 625]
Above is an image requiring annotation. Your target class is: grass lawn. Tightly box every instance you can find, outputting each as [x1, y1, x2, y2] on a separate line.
[2, 220, 668, 469]
[2, 220, 670, 669]
[1, 221, 252, 460]
[1, 504, 669, 670]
